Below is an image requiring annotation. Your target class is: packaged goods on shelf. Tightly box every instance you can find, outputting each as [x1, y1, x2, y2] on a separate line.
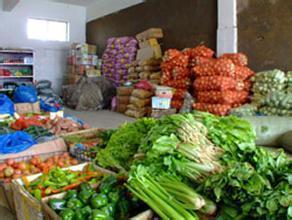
[66, 43, 98, 85]
[101, 37, 138, 86]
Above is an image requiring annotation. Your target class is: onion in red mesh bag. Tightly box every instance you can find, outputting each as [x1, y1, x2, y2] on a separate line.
[193, 103, 231, 116]
[173, 89, 186, 99]
[214, 59, 235, 77]
[194, 76, 240, 91]
[196, 90, 249, 104]
[220, 53, 248, 66]
[234, 66, 255, 80]
[191, 45, 215, 58]
[164, 79, 191, 89]
[162, 49, 182, 62]
[193, 60, 216, 76]
[171, 99, 184, 110]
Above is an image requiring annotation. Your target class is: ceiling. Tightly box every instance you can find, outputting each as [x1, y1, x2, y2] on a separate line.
[44, 0, 97, 7]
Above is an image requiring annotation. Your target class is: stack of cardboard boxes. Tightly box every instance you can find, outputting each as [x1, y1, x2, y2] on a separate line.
[66, 43, 100, 84]
[127, 28, 163, 85]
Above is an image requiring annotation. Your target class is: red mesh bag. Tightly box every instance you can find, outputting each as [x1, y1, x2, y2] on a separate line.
[220, 53, 248, 66]
[196, 90, 249, 104]
[173, 89, 186, 99]
[193, 76, 242, 91]
[191, 45, 215, 58]
[234, 66, 255, 80]
[193, 103, 231, 116]
[171, 99, 184, 110]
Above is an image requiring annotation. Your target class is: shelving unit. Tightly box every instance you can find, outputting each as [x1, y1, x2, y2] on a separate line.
[0, 48, 34, 92]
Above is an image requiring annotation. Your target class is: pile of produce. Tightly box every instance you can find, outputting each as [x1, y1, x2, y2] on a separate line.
[96, 117, 156, 172]
[95, 111, 291, 219]
[47, 175, 139, 220]
[24, 164, 104, 200]
[0, 153, 79, 182]
[161, 46, 215, 110]
[229, 103, 258, 117]
[44, 116, 90, 135]
[193, 53, 254, 115]
[101, 37, 138, 86]
[251, 69, 291, 116]
[288, 71, 292, 93]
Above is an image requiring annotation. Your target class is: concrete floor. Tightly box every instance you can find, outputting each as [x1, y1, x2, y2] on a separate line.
[65, 108, 135, 128]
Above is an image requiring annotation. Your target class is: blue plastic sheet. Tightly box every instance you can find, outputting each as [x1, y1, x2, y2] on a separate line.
[0, 94, 14, 115]
[40, 97, 62, 112]
[0, 131, 36, 154]
[13, 85, 38, 103]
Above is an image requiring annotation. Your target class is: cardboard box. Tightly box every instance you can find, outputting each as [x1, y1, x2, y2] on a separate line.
[136, 28, 163, 40]
[14, 102, 40, 115]
[136, 45, 162, 61]
[152, 96, 171, 109]
[139, 38, 159, 49]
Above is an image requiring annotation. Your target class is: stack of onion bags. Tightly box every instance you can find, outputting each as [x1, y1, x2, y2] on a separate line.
[192, 53, 254, 116]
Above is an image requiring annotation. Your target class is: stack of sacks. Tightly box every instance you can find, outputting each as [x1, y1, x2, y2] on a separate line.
[116, 86, 134, 113]
[125, 89, 153, 118]
[161, 49, 191, 110]
[251, 69, 291, 116]
[127, 58, 162, 85]
[161, 45, 215, 110]
[193, 52, 254, 116]
[287, 71, 292, 93]
[101, 37, 138, 86]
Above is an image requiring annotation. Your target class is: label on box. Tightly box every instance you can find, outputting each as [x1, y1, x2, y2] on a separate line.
[152, 97, 171, 109]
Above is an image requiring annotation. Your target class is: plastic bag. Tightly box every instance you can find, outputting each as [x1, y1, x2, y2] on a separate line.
[0, 131, 36, 154]
[13, 85, 38, 103]
[129, 96, 151, 108]
[132, 89, 153, 99]
[134, 80, 153, 91]
[0, 94, 14, 115]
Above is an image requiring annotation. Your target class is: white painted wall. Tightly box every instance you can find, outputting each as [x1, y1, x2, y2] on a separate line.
[0, 0, 86, 93]
[86, 0, 144, 22]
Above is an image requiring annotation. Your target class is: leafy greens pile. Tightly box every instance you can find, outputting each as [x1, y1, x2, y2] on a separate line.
[96, 111, 291, 219]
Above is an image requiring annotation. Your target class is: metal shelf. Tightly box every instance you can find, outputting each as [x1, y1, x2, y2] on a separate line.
[0, 63, 33, 66]
[0, 76, 33, 78]
[0, 50, 33, 54]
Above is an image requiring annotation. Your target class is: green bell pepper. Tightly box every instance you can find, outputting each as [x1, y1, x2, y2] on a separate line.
[49, 198, 66, 211]
[80, 182, 92, 191]
[99, 176, 117, 194]
[60, 208, 75, 220]
[66, 198, 83, 209]
[81, 205, 92, 217]
[74, 209, 85, 220]
[91, 194, 108, 209]
[90, 209, 113, 220]
[78, 189, 94, 204]
[101, 203, 115, 216]
[65, 190, 78, 200]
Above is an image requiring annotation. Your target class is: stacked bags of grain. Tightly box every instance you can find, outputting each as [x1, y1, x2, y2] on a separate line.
[125, 81, 153, 118]
[101, 37, 138, 86]
[128, 58, 162, 85]
[192, 52, 254, 115]
[116, 86, 134, 113]
[251, 69, 291, 116]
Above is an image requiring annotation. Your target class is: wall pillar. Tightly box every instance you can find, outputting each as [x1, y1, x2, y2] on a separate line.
[217, 0, 237, 56]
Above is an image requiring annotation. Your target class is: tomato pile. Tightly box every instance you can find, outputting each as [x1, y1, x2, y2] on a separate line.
[192, 50, 255, 116]
[0, 153, 79, 182]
